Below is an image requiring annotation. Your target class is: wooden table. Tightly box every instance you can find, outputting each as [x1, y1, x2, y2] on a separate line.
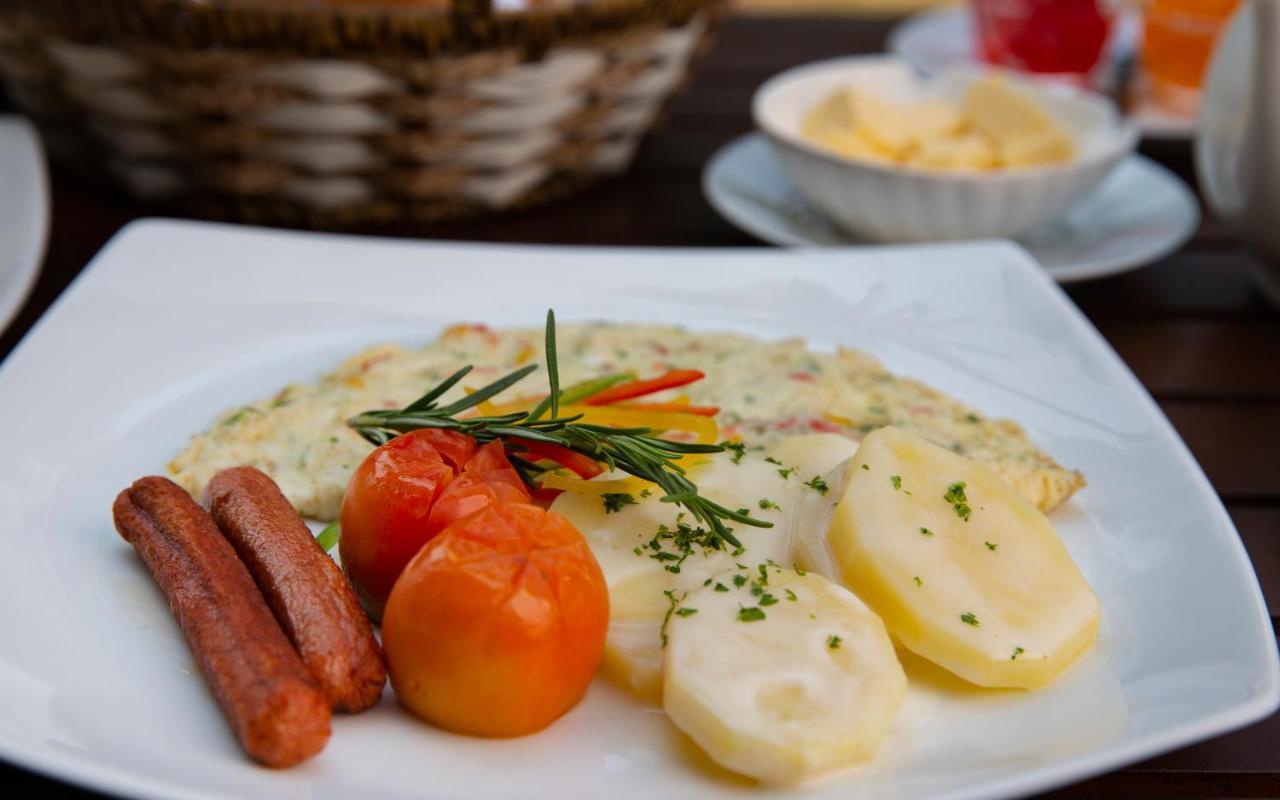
[1, 15, 1276, 800]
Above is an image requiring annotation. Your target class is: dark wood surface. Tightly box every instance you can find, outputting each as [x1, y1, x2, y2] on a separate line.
[1, 14, 1277, 800]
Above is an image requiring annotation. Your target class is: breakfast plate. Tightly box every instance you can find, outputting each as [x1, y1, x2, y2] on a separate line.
[887, 8, 1197, 141]
[0, 219, 1273, 799]
[704, 133, 1200, 283]
[0, 116, 49, 335]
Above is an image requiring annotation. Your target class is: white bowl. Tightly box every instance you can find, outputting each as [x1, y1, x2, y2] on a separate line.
[752, 56, 1140, 243]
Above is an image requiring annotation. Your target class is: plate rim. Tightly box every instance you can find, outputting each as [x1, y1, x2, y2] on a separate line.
[0, 218, 1274, 800]
[0, 116, 50, 336]
[702, 132, 1201, 283]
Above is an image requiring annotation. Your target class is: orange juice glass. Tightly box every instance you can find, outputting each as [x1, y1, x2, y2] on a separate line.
[1141, 0, 1241, 114]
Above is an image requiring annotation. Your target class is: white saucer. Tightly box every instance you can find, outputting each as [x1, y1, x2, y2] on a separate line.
[703, 133, 1201, 283]
[0, 117, 48, 335]
[887, 8, 1196, 141]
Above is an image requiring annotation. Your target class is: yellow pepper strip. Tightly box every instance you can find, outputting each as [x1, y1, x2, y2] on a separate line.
[540, 472, 654, 495]
[462, 387, 505, 418]
[513, 342, 537, 366]
[540, 458, 715, 496]
[477, 402, 718, 444]
[825, 411, 854, 427]
[556, 404, 719, 445]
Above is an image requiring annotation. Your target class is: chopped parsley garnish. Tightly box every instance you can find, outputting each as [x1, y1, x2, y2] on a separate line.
[758, 498, 780, 511]
[985, 541, 999, 551]
[777, 466, 796, 480]
[639, 488, 652, 498]
[912, 576, 923, 586]
[960, 612, 980, 627]
[714, 582, 729, 592]
[721, 440, 747, 464]
[919, 527, 933, 537]
[644, 520, 733, 574]
[803, 475, 830, 495]
[328, 436, 339, 444]
[602, 492, 637, 514]
[827, 635, 842, 649]
[784, 588, 797, 601]
[795, 565, 807, 576]
[675, 607, 698, 617]
[890, 475, 902, 491]
[1011, 646, 1025, 661]
[222, 409, 247, 426]
[758, 564, 770, 585]
[944, 482, 972, 521]
[732, 574, 748, 587]
[764, 456, 783, 465]
[738, 606, 766, 622]
[965, 413, 981, 423]
[861, 463, 870, 471]
[759, 593, 778, 606]
[660, 589, 688, 646]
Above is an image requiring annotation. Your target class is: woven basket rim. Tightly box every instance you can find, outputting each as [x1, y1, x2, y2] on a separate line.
[0, 0, 729, 56]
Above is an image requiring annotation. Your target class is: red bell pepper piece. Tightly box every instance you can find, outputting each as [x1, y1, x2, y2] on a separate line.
[517, 440, 604, 479]
[584, 370, 706, 406]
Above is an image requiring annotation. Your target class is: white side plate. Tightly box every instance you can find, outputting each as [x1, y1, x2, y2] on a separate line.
[0, 116, 49, 334]
[704, 133, 1200, 283]
[0, 220, 1273, 800]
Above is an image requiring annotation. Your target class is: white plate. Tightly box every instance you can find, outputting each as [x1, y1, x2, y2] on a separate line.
[887, 8, 1197, 141]
[0, 116, 49, 335]
[704, 133, 1200, 283]
[0, 220, 1274, 800]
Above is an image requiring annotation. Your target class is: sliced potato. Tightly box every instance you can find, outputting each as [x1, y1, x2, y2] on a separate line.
[767, 432, 858, 479]
[768, 433, 859, 579]
[601, 619, 665, 702]
[664, 568, 906, 785]
[963, 75, 1074, 161]
[550, 452, 799, 700]
[828, 426, 1099, 689]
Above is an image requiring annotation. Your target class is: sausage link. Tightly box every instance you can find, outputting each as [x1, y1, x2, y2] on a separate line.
[113, 477, 331, 768]
[207, 467, 386, 713]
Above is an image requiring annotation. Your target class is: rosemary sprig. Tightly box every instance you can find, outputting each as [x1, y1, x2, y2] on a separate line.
[348, 310, 771, 547]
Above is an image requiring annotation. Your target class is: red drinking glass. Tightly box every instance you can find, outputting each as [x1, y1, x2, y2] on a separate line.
[972, 0, 1113, 78]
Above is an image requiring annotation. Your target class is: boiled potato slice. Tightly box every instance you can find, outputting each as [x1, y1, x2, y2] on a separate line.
[768, 433, 858, 579]
[850, 89, 917, 159]
[911, 131, 1001, 171]
[550, 452, 799, 700]
[905, 99, 965, 141]
[811, 129, 893, 165]
[1000, 129, 1075, 168]
[664, 569, 906, 785]
[767, 432, 858, 479]
[601, 619, 665, 701]
[963, 75, 1074, 159]
[828, 426, 1099, 689]
[801, 88, 857, 141]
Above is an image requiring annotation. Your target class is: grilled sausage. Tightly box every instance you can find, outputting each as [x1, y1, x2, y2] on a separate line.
[207, 467, 386, 713]
[112, 477, 330, 768]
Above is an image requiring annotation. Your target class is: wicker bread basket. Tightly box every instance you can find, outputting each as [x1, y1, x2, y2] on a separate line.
[0, 0, 726, 226]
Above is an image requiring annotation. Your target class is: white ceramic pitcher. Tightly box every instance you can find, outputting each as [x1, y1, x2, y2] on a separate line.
[1196, 0, 1280, 306]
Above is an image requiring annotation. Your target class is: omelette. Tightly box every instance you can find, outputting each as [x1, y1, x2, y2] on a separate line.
[170, 322, 1084, 520]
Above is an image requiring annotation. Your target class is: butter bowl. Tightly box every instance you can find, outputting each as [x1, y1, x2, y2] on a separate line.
[752, 56, 1139, 243]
